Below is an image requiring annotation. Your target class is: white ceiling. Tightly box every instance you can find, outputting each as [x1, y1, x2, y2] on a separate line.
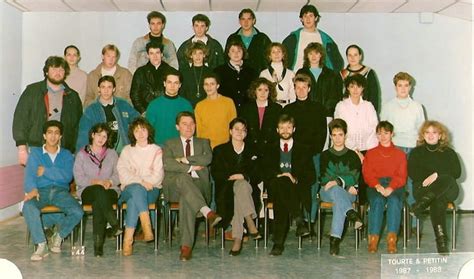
[4, 0, 472, 21]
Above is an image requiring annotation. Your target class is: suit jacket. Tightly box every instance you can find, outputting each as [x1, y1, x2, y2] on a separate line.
[163, 136, 212, 202]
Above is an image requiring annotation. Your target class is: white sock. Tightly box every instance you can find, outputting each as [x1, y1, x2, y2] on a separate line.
[200, 206, 212, 218]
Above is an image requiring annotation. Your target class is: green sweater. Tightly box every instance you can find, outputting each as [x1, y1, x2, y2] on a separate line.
[320, 147, 361, 189]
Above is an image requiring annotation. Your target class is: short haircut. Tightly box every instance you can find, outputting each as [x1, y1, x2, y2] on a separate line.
[328, 118, 347, 135]
[376, 121, 394, 133]
[229, 117, 248, 130]
[303, 42, 326, 68]
[393, 72, 414, 86]
[225, 39, 247, 60]
[203, 72, 220, 85]
[266, 42, 288, 67]
[278, 114, 295, 126]
[343, 74, 367, 98]
[185, 41, 209, 62]
[43, 120, 63, 135]
[88, 122, 112, 148]
[299, 4, 320, 23]
[147, 11, 166, 24]
[43, 56, 70, 78]
[345, 44, 363, 56]
[176, 111, 196, 125]
[128, 117, 155, 146]
[293, 73, 312, 88]
[247, 77, 277, 102]
[417, 120, 450, 151]
[238, 8, 256, 20]
[98, 75, 116, 88]
[192, 13, 210, 27]
[146, 41, 164, 53]
[164, 69, 182, 83]
[102, 44, 120, 60]
[63, 45, 80, 56]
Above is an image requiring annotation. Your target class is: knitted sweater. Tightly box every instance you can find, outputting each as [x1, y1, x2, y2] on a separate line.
[320, 147, 361, 189]
[65, 67, 87, 105]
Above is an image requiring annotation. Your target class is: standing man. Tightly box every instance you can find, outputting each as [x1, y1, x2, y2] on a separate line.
[177, 14, 224, 71]
[163, 111, 221, 261]
[63, 45, 87, 105]
[283, 4, 343, 72]
[262, 114, 315, 256]
[13, 56, 82, 165]
[225, 8, 271, 73]
[130, 41, 175, 115]
[146, 71, 193, 146]
[22, 120, 83, 261]
[84, 44, 132, 107]
[128, 11, 178, 73]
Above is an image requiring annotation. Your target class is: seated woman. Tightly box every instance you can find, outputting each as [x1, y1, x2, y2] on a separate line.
[408, 121, 460, 254]
[74, 123, 122, 257]
[362, 121, 407, 254]
[76, 75, 140, 153]
[117, 117, 164, 256]
[319, 118, 363, 256]
[212, 118, 261, 256]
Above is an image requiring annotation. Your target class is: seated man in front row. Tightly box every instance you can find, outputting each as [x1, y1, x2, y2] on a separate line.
[162, 111, 221, 261]
[22, 120, 84, 261]
[262, 114, 315, 256]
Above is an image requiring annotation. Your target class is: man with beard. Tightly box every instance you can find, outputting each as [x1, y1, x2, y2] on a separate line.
[13, 56, 82, 165]
[262, 114, 315, 256]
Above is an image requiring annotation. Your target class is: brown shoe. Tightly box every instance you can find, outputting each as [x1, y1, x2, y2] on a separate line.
[387, 232, 398, 254]
[139, 212, 154, 242]
[206, 211, 222, 228]
[368, 234, 379, 253]
[179, 245, 192, 261]
[123, 228, 135, 256]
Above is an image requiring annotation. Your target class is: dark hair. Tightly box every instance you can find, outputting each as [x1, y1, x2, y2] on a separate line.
[101, 44, 121, 60]
[225, 39, 247, 60]
[88, 123, 112, 148]
[176, 111, 196, 125]
[203, 72, 220, 85]
[328, 118, 347, 135]
[98, 75, 116, 88]
[303, 42, 326, 68]
[146, 41, 164, 53]
[229, 117, 248, 130]
[345, 44, 363, 57]
[43, 56, 70, 79]
[265, 42, 288, 67]
[164, 69, 182, 83]
[43, 120, 63, 135]
[299, 4, 320, 22]
[128, 117, 155, 146]
[185, 41, 209, 63]
[147, 11, 166, 24]
[192, 13, 210, 27]
[63, 45, 80, 56]
[343, 74, 367, 98]
[238, 8, 256, 20]
[247, 77, 277, 102]
[278, 114, 295, 126]
[293, 73, 312, 88]
[376, 121, 394, 133]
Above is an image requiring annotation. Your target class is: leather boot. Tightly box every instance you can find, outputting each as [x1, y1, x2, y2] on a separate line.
[368, 234, 379, 253]
[387, 232, 398, 254]
[122, 228, 135, 256]
[139, 212, 154, 242]
[434, 224, 449, 255]
[94, 234, 104, 257]
[410, 192, 436, 218]
[329, 236, 341, 256]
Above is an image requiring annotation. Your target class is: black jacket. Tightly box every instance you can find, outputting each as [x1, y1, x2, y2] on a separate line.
[12, 79, 82, 152]
[177, 34, 225, 71]
[180, 65, 213, 107]
[130, 61, 175, 114]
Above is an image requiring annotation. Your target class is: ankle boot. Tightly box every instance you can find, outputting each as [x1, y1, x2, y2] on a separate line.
[387, 232, 398, 254]
[139, 212, 154, 242]
[329, 236, 341, 256]
[410, 192, 436, 217]
[94, 234, 104, 257]
[434, 224, 449, 255]
[368, 234, 379, 253]
[122, 228, 135, 256]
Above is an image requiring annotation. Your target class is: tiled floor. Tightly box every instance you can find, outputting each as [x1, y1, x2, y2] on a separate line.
[0, 213, 473, 278]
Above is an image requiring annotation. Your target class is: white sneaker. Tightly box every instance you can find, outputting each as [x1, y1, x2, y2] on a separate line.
[50, 232, 63, 253]
[31, 242, 49, 261]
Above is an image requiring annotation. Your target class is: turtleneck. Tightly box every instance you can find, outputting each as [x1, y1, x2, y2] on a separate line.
[329, 147, 348, 156]
[164, 93, 179, 99]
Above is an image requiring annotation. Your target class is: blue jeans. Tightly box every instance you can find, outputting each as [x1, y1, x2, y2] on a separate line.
[23, 186, 83, 244]
[119, 184, 160, 228]
[320, 185, 356, 238]
[396, 146, 416, 228]
[367, 178, 404, 235]
[304, 154, 320, 223]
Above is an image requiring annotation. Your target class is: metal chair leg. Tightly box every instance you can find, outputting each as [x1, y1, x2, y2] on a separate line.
[452, 206, 456, 250]
[264, 205, 268, 249]
[317, 206, 322, 249]
[221, 227, 225, 249]
[416, 218, 420, 249]
[154, 207, 158, 251]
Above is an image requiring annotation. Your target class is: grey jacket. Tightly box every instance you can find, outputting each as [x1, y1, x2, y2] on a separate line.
[128, 33, 178, 73]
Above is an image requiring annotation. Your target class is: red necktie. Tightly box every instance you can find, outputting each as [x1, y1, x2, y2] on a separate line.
[185, 139, 191, 157]
[283, 143, 288, 153]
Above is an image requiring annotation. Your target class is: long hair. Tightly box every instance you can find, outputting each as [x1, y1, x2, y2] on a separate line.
[247, 77, 277, 102]
[416, 120, 450, 151]
[128, 117, 155, 146]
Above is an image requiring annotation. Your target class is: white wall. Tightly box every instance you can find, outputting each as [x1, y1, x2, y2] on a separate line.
[12, 11, 474, 209]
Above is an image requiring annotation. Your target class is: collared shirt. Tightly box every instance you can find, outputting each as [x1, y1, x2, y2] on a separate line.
[279, 138, 294, 152]
[180, 136, 199, 178]
[192, 36, 208, 45]
[42, 145, 61, 163]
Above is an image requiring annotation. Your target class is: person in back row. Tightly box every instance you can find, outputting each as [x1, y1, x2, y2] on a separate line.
[64, 45, 87, 105]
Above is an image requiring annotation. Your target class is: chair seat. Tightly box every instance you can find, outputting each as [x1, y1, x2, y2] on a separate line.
[447, 202, 455, 210]
[320, 202, 333, 209]
[40, 205, 62, 213]
[267, 202, 273, 210]
[121, 203, 156, 210]
[169, 202, 179, 210]
[82, 204, 118, 212]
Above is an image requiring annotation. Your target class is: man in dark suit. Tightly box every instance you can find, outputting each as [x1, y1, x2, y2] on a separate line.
[162, 111, 221, 261]
[263, 114, 316, 256]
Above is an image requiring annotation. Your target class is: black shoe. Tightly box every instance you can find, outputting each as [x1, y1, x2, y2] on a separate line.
[249, 232, 262, 240]
[110, 224, 123, 237]
[296, 223, 310, 237]
[434, 224, 449, 255]
[346, 209, 364, 230]
[329, 236, 341, 256]
[229, 245, 242, 256]
[410, 192, 436, 218]
[270, 244, 284, 256]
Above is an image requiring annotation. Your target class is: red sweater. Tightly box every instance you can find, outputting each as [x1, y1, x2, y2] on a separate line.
[362, 143, 407, 190]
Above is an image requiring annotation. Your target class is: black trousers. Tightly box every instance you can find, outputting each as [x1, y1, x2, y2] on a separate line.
[81, 185, 119, 238]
